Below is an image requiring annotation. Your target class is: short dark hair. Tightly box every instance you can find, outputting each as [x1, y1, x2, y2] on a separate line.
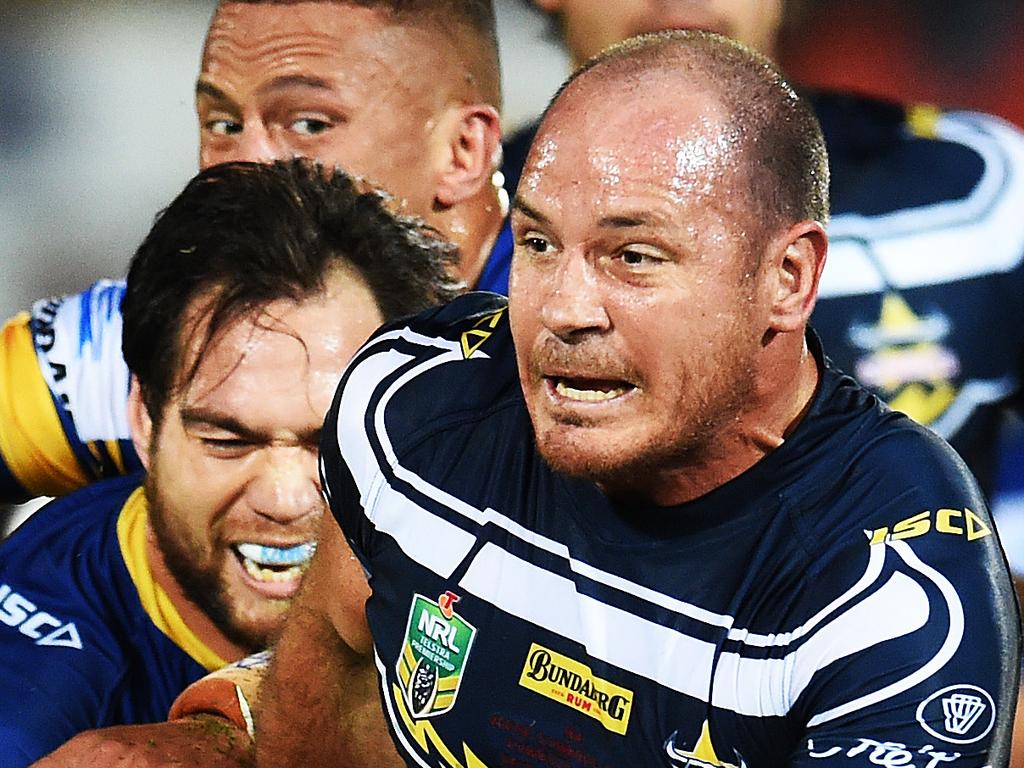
[219, 0, 501, 108]
[551, 30, 829, 236]
[122, 159, 460, 420]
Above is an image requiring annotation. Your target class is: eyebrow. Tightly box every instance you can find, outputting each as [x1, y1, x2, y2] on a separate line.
[513, 198, 668, 231]
[180, 406, 322, 445]
[510, 198, 551, 227]
[180, 407, 259, 438]
[195, 75, 336, 104]
[597, 212, 667, 229]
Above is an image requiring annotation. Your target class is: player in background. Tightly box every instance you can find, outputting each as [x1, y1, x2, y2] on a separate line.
[0, 0, 507, 508]
[1, 159, 458, 766]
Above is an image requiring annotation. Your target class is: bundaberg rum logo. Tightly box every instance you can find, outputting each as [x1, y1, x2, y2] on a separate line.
[397, 591, 477, 719]
[519, 643, 634, 734]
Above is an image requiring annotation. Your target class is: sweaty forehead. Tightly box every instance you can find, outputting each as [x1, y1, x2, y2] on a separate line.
[524, 78, 741, 203]
[202, 2, 447, 92]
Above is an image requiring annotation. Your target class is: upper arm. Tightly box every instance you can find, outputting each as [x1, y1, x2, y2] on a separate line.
[0, 282, 140, 501]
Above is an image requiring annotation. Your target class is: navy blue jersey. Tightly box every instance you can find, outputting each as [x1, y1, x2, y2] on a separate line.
[0, 475, 225, 765]
[321, 293, 1020, 768]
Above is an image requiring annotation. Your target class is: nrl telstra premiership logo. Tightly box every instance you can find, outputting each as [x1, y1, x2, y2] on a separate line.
[396, 591, 477, 719]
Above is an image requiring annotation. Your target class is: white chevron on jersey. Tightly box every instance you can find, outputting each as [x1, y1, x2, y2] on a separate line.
[334, 328, 964, 723]
[819, 112, 1024, 298]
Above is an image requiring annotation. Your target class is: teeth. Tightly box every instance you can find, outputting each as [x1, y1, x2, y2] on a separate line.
[555, 380, 627, 402]
[240, 558, 304, 583]
[235, 542, 315, 584]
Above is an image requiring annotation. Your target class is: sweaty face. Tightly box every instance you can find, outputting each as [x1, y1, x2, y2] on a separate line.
[197, 2, 451, 213]
[509, 80, 769, 495]
[145, 270, 384, 648]
[544, 0, 783, 63]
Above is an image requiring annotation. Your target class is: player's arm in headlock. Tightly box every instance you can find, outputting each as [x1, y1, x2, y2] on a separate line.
[0, 281, 141, 504]
[254, 511, 402, 766]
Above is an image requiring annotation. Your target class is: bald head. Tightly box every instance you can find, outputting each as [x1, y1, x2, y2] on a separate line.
[543, 31, 828, 242]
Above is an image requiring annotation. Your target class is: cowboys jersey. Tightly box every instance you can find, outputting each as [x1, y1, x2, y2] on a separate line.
[321, 293, 1019, 768]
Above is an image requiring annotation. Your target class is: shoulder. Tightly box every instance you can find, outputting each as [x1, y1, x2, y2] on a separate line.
[813, 89, 1024, 226]
[0, 475, 142, 623]
[783, 365, 987, 543]
[0, 476, 144, 761]
[327, 292, 516, 450]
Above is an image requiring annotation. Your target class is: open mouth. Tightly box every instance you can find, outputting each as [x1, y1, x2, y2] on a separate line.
[551, 377, 635, 402]
[232, 542, 316, 584]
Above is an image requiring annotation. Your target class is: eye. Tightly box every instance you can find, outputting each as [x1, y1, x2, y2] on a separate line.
[205, 118, 242, 137]
[198, 435, 257, 458]
[290, 117, 332, 136]
[517, 232, 554, 255]
[617, 245, 667, 268]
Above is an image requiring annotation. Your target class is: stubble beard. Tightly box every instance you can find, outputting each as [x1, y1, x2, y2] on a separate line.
[532, 347, 759, 502]
[145, 476, 270, 652]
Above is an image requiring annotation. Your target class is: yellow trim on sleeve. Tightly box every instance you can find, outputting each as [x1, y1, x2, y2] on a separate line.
[906, 103, 941, 140]
[117, 487, 228, 672]
[0, 313, 88, 495]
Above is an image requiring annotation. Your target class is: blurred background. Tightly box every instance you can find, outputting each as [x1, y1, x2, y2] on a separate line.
[1, 0, 1022, 321]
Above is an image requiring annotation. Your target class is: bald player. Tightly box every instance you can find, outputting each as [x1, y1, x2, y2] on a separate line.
[255, 31, 1019, 767]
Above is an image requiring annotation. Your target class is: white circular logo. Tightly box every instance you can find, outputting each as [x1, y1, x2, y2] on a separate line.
[916, 684, 995, 744]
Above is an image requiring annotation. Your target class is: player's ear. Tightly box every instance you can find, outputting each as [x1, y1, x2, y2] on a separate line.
[532, 0, 563, 12]
[766, 220, 828, 333]
[127, 376, 154, 472]
[432, 103, 502, 208]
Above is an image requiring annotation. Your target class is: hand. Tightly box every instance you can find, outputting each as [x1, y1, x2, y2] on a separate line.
[31, 716, 254, 767]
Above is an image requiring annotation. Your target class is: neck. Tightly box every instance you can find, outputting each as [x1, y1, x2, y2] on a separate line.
[615, 334, 820, 507]
[432, 187, 505, 288]
[145, 525, 249, 663]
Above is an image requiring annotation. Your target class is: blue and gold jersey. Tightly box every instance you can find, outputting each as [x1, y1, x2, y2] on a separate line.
[0, 280, 142, 502]
[0, 474, 227, 765]
[321, 293, 1020, 768]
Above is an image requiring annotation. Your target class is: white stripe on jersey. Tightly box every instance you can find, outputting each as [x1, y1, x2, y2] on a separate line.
[334, 328, 963, 721]
[31, 280, 130, 443]
[819, 112, 1024, 297]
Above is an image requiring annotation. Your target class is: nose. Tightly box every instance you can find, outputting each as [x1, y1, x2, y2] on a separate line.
[245, 446, 323, 525]
[539, 250, 611, 340]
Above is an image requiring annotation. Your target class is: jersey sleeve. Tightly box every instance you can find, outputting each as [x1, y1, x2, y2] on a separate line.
[0, 280, 141, 501]
[785, 433, 1019, 767]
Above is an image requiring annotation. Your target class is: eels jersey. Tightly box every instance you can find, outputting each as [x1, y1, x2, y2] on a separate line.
[0, 228, 515, 503]
[0, 474, 227, 765]
[503, 93, 1024, 496]
[0, 280, 141, 501]
[320, 293, 1020, 768]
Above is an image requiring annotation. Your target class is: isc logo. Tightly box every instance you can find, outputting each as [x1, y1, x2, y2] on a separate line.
[0, 584, 82, 649]
[867, 508, 991, 546]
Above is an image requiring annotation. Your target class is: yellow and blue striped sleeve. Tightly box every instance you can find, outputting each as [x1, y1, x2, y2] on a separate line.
[0, 281, 141, 501]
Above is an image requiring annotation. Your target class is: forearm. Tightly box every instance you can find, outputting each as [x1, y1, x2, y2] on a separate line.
[255, 604, 402, 767]
[30, 716, 254, 768]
